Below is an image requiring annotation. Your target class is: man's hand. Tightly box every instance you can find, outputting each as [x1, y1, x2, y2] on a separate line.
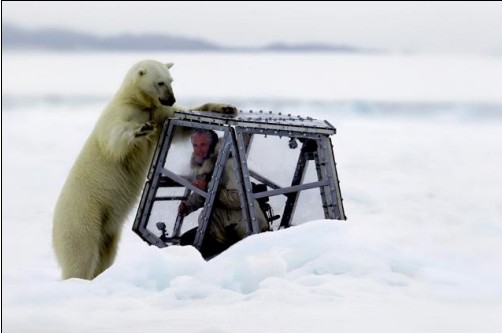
[192, 179, 208, 191]
[178, 202, 189, 216]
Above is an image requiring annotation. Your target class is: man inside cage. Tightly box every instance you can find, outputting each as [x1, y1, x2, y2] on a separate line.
[178, 128, 269, 258]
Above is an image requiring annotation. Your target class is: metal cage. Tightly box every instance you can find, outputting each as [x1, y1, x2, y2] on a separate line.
[133, 110, 346, 253]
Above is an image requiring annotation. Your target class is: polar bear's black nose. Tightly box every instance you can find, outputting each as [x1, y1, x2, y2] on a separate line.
[160, 96, 176, 106]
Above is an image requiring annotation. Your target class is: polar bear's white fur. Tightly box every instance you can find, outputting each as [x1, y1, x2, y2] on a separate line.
[52, 59, 235, 280]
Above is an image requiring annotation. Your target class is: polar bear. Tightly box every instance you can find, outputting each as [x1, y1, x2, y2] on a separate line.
[52, 59, 236, 280]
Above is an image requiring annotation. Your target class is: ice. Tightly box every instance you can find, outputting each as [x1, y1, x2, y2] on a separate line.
[2, 51, 502, 333]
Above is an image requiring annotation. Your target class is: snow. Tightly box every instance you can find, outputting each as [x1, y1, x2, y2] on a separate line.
[3, 51, 502, 103]
[2, 52, 502, 333]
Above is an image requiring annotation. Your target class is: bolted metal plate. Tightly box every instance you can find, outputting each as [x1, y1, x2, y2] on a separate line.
[174, 110, 337, 135]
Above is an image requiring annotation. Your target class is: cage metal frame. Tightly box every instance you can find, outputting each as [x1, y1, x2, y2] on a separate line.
[133, 110, 346, 251]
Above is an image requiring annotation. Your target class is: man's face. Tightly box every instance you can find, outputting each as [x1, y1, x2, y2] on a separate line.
[191, 133, 212, 164]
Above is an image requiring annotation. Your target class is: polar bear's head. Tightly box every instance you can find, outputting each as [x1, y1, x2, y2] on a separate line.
[123, 60, 176, 108]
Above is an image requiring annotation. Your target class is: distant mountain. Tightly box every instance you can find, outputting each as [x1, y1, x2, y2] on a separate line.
[261, 42, 361, 53]
[2, 22, 222, 51]
[2, 22, 372, 53]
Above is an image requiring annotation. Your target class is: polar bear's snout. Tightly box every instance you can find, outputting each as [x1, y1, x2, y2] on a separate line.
[159, 85, 176, 106]
[160, 95, 176, 106]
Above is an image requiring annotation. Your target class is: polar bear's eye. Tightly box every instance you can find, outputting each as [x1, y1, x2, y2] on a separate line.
[158, 82, 165, 87]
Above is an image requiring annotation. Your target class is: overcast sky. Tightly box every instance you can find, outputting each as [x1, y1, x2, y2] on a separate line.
[3, 1, 502, 53]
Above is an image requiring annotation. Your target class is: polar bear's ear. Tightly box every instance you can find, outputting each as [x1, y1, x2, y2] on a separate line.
[166, 63, 174, 69]
[138, 68, 147, 76]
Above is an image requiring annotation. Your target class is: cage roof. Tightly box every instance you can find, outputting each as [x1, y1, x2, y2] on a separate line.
[174, 110, 337, 135]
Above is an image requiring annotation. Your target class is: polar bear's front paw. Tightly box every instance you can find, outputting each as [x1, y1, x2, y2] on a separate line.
[220, 105, 238, 115]
[197, 103, 238, 115]
[135, 121, 156, 137]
